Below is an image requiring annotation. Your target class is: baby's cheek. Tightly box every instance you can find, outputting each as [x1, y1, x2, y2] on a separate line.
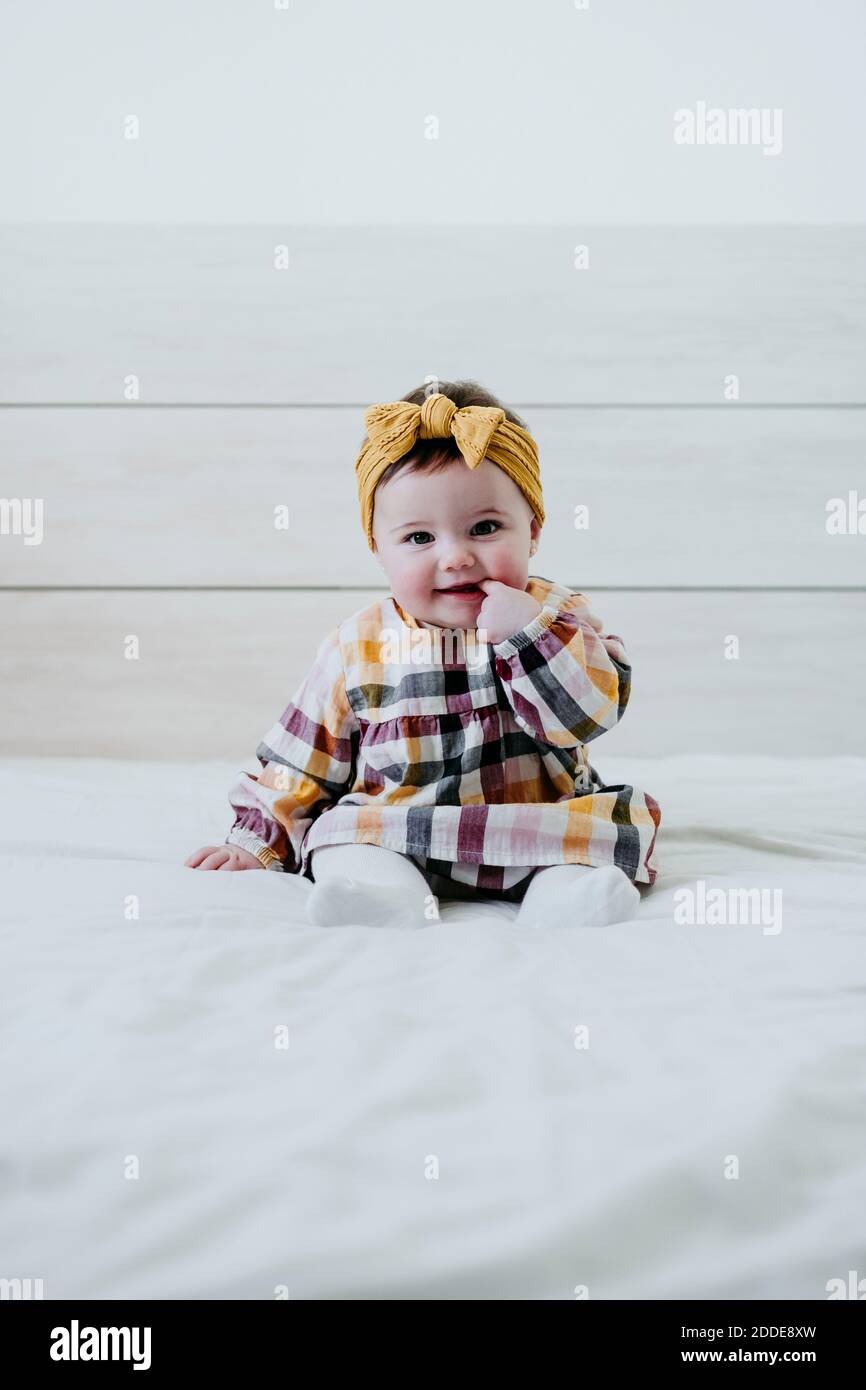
[500, 562, 531, 592]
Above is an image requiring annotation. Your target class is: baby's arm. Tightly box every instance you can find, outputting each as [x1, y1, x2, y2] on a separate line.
[186, 628, 359, 871]
[491, 591, 631, 749]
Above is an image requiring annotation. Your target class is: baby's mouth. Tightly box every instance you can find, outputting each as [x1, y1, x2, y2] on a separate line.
[435, 582, 483, 595]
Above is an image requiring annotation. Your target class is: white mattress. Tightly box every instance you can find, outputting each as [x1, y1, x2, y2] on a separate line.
[1, 754, 864, 1300]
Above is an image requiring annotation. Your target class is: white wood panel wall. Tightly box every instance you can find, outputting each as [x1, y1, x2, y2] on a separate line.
[1, 226, 864, 757]
[1, 407, 865, 588]
[2, 226, 865, 404]
[2, 591, 861, 760]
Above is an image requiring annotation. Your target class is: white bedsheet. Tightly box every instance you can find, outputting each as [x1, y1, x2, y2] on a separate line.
[1, 754, 864, 1301]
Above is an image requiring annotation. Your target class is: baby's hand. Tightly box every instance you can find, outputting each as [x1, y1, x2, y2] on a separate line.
[475, 579, 543, 645]
[184, 845, 264, 871]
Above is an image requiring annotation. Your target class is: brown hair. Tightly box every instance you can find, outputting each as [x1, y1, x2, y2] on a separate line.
[371, 380, 529, 490]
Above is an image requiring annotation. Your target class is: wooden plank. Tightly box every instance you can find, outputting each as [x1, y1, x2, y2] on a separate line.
[2, 406, 864, 587]
[2, 225, 864, 404]
[2, 590, 862, 758]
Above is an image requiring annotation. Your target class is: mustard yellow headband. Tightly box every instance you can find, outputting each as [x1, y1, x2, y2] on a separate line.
[355, 392, 544, 550]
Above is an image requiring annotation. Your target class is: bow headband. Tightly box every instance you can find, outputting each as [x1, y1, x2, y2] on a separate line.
[355, 392, 544, 550]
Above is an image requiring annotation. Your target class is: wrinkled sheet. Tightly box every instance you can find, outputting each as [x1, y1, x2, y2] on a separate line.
[1, 754, 864, 1300]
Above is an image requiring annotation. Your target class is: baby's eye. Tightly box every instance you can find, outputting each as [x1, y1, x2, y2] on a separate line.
[403, 531, 434, 545]
[471, 519, 503, 536]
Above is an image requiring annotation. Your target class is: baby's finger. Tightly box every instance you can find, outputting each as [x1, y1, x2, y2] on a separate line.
[200, 849, 230, 871]
[185, 846, 215, 867]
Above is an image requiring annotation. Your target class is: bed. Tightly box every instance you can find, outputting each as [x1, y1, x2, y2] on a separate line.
[2, 751, 864, 1300]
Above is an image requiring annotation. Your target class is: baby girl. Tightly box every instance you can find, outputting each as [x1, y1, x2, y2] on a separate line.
[185, 380, 661, 928]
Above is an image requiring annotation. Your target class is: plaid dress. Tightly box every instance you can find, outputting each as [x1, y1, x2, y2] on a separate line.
[225, 575, 661, 899]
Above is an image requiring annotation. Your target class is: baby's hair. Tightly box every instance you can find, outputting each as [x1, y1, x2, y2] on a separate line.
[372, 379, 529, 489]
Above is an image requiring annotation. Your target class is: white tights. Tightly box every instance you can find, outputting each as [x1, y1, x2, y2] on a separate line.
[307, 844, 432, 928]
[307, 844, 640, 929]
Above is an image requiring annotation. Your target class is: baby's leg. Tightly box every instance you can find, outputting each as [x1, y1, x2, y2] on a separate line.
[306, 844, 433, 928]
[514, 863, 639, 929]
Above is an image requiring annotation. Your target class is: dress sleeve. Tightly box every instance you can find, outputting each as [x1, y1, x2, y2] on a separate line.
[225, 628, 359, 871]
[490, 591, 631, 750]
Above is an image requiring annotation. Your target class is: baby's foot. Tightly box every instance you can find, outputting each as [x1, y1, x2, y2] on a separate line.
[306, 875, 426, 929]
[515, 864, 640, 929]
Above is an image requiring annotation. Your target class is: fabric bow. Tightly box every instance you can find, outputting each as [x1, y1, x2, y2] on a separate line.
[355, 392, 544, 550]
[363, 395, 506, 471]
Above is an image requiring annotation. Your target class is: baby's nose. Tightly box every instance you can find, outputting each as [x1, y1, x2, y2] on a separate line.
[440, 541, 476, 567]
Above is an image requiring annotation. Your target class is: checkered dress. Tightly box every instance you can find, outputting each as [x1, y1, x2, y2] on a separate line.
[225, 575, 661, 898]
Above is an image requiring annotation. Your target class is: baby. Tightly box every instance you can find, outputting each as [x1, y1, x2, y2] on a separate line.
[186, 381, 661, 928]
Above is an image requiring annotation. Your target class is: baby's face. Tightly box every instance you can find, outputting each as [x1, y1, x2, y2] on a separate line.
[371, 457, 541, 627]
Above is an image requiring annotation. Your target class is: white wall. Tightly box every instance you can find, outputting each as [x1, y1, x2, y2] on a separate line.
[2, 6, 864, 757]
[1, 0, 864, 224]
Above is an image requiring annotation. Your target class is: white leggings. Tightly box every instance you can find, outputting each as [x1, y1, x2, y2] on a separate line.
[308, 843, 580, 907]
[308, 844, 638, 930]
[309, 843, 437, 910]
